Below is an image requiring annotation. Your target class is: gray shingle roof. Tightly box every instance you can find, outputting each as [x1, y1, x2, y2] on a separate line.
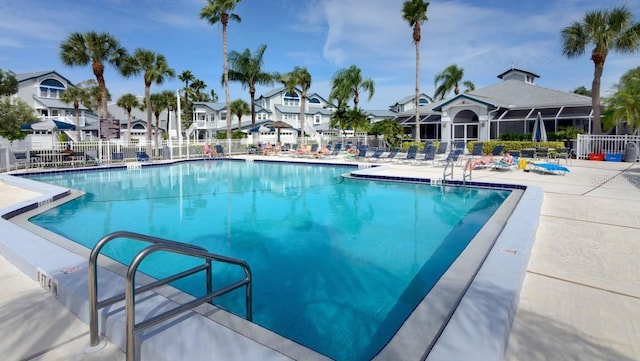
[467, 79, 591, 109]
[16, 71, 75, 86]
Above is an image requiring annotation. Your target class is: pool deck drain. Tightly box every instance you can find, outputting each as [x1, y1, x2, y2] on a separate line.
[1, 157, 639, 361]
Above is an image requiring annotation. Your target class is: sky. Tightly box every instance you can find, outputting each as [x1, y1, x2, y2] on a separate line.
[1, 0, 639, 110]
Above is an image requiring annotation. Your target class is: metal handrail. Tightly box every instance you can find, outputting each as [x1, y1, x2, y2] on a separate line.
[87, 230, 252, 361]
[443, 158, 454, 181]
[462, 158, 473, 185]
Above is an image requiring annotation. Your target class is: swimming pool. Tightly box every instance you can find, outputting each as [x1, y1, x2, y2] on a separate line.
[24, 161, 511, 360]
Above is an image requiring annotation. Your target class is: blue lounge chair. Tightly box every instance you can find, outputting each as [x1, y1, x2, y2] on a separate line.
[436, 148, 463, 167]
[112, 152, 125, 163]
[214, 145, 227, 158]
[530, 162, 570, 175]
[394, 145, 418, 163]
[324, 143, 342, 158]
[364, 148, 385, 162]
[470, 142, 484, 157]
[136, 151, 150, 162]
[415, 144, 435, 165]
[380, 148, 400, 162]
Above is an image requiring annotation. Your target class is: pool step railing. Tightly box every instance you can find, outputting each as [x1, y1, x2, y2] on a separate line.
[88, 230, 252, 361]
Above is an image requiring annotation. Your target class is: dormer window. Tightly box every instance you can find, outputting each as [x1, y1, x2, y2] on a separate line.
[283, 91, 299, 107]
[40, 79, 65, 99]
[419, 98, 429, 107]
[309, 97, 321, 107]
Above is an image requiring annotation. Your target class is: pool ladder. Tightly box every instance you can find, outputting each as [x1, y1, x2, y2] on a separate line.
[88, 231, 252, 361]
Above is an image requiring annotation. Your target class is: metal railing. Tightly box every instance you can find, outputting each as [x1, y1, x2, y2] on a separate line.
[88, 231, 252, 361]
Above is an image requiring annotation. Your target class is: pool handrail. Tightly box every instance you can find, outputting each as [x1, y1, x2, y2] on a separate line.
[88, 230, 252, 360]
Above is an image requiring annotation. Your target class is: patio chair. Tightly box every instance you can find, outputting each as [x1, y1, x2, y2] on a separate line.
[491, 145, 505, 156]
[324, 143, 343, 159]
[529, 162, 570, 175]
[415, 144, 436, 165]
[394, 145, 418, 164]
[436, 148, 463, 167]
[364, 148, 385, 162]
[214, 145, 227, 158]
[112, 152, 125, 163]
[12, 152, 29, 169]
[552, 147, 571, 165]
[136, 151, 150, 162]
[380, 148, 400, 162]
[85, 150, 99, 166]
[435, 142, 448, 157]
[470, 142, 484, 157]
[535, 147, 549, 160]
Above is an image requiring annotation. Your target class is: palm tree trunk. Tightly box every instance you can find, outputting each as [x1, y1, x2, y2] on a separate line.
[299, 92, 306, 144]
[127, 112, 132, 142]
[222, 21, 232, 139]
[74, 103, 81, 141]
[145, 85, 152, 155]
[414, 38, 421, 142]
[591, 61, 604, 134]
[250, 88, 256, 128]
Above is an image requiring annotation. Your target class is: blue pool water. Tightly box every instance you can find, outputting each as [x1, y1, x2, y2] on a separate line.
[27, 161, 509, 360]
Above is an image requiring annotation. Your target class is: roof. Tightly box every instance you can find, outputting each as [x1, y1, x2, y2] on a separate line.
[497, 67, 540, 80]
[432, 93, 497, 111]
[32, 96, 89, 110]
[466, 79, 592, 109]
[274, 104, 332, 115]
[16, 71, 76, 86]
[366, 109, 397, 118]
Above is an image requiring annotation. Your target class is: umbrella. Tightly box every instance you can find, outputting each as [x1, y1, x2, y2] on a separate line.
[265, 121, 293, 144]
[248, 125, 274, 133]
[21, 119, 76, 131]
[531, 112, 547, 142]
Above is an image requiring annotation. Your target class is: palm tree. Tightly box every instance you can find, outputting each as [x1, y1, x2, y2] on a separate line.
[122, 48, 175, 154]
[434, 64, 473, 100]
[329, 65, 375, 110]
[210, 89, 219, 102]
[60, 31, 128, 119]
[230, 98, 250, 130]
[463, 80, 475, 93]
[200, 0, 242, 139]
[60, 86, 88, 141]
[116, 93, 139, 142]
[561, 6, 640, 134]
[148, 93, 166, 147]
[161, 90, 177, 140]
[227, 44, 277, 127]
[190, 79, 207, 101]
[604, 67, 640, 134]
[281, 67, 312, 134]
[402, 0, 429, 142]
[179, 70, 195, 121]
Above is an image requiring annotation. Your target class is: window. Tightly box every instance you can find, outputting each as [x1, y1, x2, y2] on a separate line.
[309, 98, 321, 107]
[314, 115, 321, 124]
[419, 98, 429, 106]
[39, 79, 65, 99]
[283, 91, 299, 107]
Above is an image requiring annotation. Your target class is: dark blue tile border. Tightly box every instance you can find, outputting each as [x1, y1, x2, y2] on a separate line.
[348, 172, 527, 191]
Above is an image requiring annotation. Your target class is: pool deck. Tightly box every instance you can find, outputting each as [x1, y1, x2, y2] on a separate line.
[1, 156, 639, 361]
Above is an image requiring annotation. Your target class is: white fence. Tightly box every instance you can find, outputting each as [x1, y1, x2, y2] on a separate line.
[576, 134, 640, 161]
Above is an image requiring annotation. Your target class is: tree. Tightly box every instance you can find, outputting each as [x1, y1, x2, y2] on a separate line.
[161, 90, 177, 140]
[210, 89, 219, 102]
[402, 0, 429, 142]
[462, 80, 475, 93]
[329, 65, 375, 110]
[0, 98, 38, 142]
[228, 44, 277, 127]
[573, 86, 592, 96]
[370, 119, 406, 148]
[434, 64, 473, 100]
[190, 79, 208, 101]
[344, 108, 371, 139]
[60, 85, 89, 141]
[74, 79, 109, 114]
[0, 69, 18, 96]
[60, 31, 128, 119]
[230, 98, 250, 130]
[604, 67, 640, 134]
[561, 6, 640, 134]
[122, 48, 175, 154]
[281, 66, 312, 137]
[116, 93, 140, 142]
[200, 0, 242, 139]
[178, 70, 195, 123]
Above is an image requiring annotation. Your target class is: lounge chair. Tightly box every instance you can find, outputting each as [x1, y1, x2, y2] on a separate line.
[490, 145, 506, 156]
[214, 145, 227, 158]
[436, 148, 463, 167]
[112, 152, 125, 163]
[380, 148, 400, 162]
[136, 151, 150, 162]
[394, 145, 418, 164]
[435, 142, 448, 157]
[552, 147, 571, 165]
[469, 142, 484, 157]
[323, 143, 342, 159]
[414, 144, 436, 165]
[529, 162, 570, 175]
[364, 148, 385, 162]
[85, 150, 99, 166]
